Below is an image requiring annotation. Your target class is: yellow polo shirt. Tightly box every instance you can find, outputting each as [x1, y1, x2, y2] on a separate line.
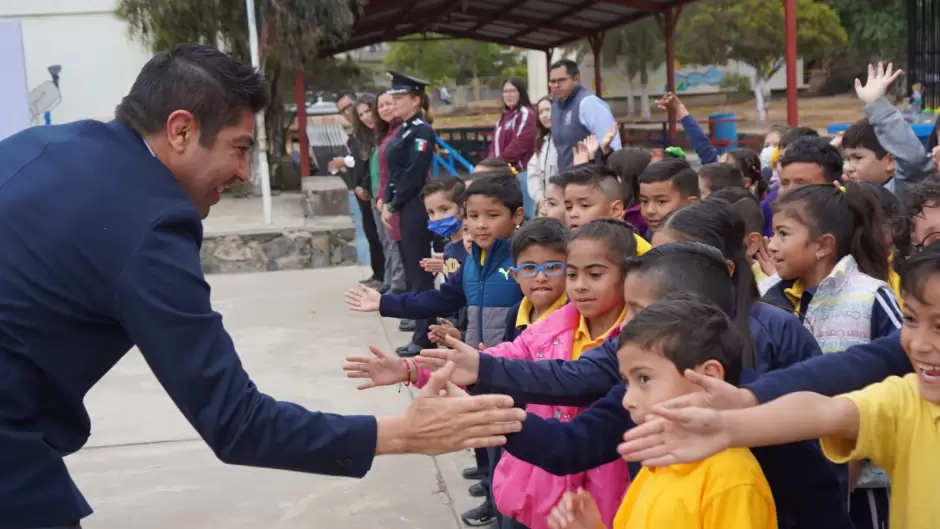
[612, 447, 776, 529]
[570, 307, 627, 360]
[634, 234, 651, 256]
[515, 294, 568, 328]
[821, 374, 940, 529]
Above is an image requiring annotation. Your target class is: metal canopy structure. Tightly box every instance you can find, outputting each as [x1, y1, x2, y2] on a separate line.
[319, 0, 697, 55]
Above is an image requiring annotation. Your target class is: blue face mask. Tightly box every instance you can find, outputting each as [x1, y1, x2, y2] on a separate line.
[427, 216, 462, 238]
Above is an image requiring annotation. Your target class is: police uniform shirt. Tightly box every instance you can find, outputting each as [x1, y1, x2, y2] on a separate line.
[383, 114, 434, 211]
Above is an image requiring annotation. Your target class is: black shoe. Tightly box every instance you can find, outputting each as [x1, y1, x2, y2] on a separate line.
[468, 481, 486, 497]
[395, 343, 422, 357]
[398, 319, 416, 332]
[358, 275, 377, 285]
[462, 466, 483, 480]
[377, 284, 391, 294]
[461, 501, 496, 527]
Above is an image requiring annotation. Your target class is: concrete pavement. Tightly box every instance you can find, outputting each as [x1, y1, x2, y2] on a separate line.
[68, 266, 482, 529]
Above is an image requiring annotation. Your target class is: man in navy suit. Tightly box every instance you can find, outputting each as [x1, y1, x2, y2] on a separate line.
[0, 44, 524, 529]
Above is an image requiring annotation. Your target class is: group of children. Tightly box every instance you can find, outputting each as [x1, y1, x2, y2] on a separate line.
[342, 63, 940, 529]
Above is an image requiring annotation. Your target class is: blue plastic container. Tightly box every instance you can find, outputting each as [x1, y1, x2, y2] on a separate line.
[708, 112, 738, 152]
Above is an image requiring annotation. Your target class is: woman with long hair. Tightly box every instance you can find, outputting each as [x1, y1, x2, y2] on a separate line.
[526, 95, 558, 212]
[353, 93, 406, 297]
[490, 78, 537, 217]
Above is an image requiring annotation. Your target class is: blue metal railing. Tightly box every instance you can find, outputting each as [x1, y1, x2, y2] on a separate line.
[433, 135, 474, 177]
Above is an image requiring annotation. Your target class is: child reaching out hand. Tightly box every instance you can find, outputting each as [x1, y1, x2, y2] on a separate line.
[548, 294, 776, 529]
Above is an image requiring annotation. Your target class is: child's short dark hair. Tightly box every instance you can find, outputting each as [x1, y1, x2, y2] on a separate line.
[779, 126, 819, 150]
[898, 240, 940, 305]
[607, 147, 652, 207]
[475, 157, 511, 172]
[843, 119, 888, 159]
[779, 137, 844, 183]
[638, 159, 699, 198]
[555, 164, 623, 202]
[420, 175, 467, 205]
[624, 241, 736, 319]
[707, 187, 765, 235]
[464, 173, 524, 213]
[905, 181, 940, 255]
[570, 218, 637, 270]
[511, 217, 569, 262]
[617, 291, 745, 385]
[699, 163, 745, 192]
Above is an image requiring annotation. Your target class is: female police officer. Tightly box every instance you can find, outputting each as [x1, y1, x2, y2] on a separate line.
[381, 71, 436, 356]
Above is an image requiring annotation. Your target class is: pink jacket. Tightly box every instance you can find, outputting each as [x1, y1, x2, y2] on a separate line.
[487, 304, 630, 529]
[488, 106, 538, 171]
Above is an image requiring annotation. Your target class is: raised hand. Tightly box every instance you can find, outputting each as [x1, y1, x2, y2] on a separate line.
[420, 256, 445, 274]
[617, 407, 732, 468]
[600, 123, 619, 154]
[428, 318, 461, 344]
[415, 334, 482, 386]
[854, 62, 903, 106]
[656, 91, 689, 119]
[581, 135, 601, 159]
[572, 142, 591, 165]
[755, 237, 776, 278]
[344, 285, 382, 312]
[343, 345, 410, 390]
[378, 361, 527, 454]
[547, 489, 606, 529]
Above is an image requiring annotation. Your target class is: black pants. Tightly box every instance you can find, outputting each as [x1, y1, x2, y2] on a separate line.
[357, 197, 385, 282]
[397, 198, 434, 347]
[850, 487, 889, 529]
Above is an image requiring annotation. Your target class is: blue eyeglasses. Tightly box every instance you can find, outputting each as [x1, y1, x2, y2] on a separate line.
[512, 261, 566, 278]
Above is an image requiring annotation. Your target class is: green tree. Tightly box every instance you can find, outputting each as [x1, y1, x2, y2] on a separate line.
[572, 19, 664, 119]
[117, 0, 354, 185]
[384, 37, 525, 89]
[676, 0, 847, 121]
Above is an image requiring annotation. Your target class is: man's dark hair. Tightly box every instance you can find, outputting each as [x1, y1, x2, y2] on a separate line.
[553, 164, 623, 201]
[779, 126, 819, 150]
[115, 43, 269, 148]
[638, 159, 699, 198]
[336, 89, 358, 103]
[549, 59, 580, 77]
[899, 240, 940, 305]
[511, 217, 570, 262]
[699, 163, 745, 192]
[464, 173, 524, 213]
[420, 175, 467, 205]
[779, 137, 844, 183]
[617, 291, 745, 386]
[843, 118, 888, 158]
[707, 187, 765, 235]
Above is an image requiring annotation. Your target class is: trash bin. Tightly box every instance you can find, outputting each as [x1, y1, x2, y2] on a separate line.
[708, 112, 738, 153]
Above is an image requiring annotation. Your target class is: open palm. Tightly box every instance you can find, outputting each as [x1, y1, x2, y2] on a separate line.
[344, 285, 381, 312]
[618, 408, 731, 467]
[343, 345, 408, 390]
[415, 334, 481, 386]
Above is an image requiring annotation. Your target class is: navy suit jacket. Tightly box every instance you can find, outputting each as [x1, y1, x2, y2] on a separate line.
[0, 121, 377, 527]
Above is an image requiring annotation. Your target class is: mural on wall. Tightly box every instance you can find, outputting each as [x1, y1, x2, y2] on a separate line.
[581, 59, 806, 98]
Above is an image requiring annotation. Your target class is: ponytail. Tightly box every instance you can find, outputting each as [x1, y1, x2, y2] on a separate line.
[775, 182, 889, 280]
[659, 200, 758, 369]
[724, 148, 767, 199]
[420, 92, 434, 125]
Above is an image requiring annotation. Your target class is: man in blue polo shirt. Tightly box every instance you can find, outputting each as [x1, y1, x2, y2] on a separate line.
[549, 59, 622, 168]
[0, 43, 524, 529]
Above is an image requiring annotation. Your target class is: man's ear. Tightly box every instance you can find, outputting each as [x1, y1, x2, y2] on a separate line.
[165, 110, 197, 153]
[692, 359, 725, 381]
[610, 199, 625, 219]
[725, 259, 736, 278]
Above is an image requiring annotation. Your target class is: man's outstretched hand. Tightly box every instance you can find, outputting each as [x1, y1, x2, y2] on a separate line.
[375, 362, 526, 455]
[415, 334, 483, 386]
[344, 285, 382, 312]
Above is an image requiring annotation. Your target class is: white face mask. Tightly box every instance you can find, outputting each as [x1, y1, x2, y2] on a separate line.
[759, 146, 775, 169]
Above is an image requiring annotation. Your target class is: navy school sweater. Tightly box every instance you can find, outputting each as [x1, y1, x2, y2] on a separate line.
[380, 238, 522, 347]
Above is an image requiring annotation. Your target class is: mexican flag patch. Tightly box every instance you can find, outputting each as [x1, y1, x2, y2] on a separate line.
[415, 139, 428, 152]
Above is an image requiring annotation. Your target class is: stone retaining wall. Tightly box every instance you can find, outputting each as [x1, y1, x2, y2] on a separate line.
[201, 226, 357, 274]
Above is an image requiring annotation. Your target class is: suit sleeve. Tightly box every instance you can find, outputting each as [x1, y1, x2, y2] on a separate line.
[112, 208, 376, 477]
[503, 384, 631, 475]
[389, 126, 435, 211]
[474, 337, 621, 406]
